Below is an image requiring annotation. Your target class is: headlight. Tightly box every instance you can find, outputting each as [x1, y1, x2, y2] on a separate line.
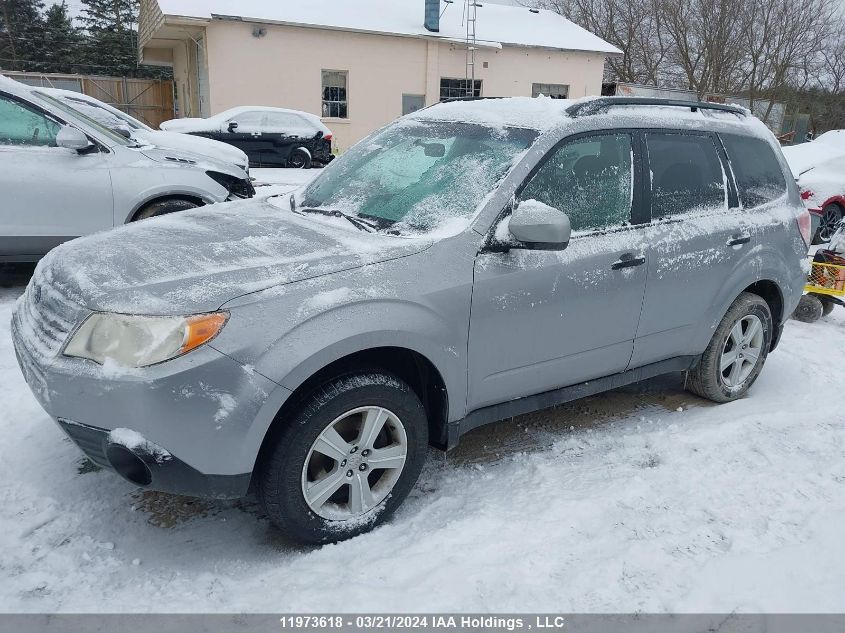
[63, 312, 228, 368]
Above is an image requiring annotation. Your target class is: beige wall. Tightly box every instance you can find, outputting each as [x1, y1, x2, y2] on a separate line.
[198, 21, 606, 151]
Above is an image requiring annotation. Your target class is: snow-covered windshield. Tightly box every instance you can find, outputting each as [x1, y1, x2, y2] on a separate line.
[299, 119, 538, 235]
[34, 91, 135, 146]
[57, 96, 147, 131]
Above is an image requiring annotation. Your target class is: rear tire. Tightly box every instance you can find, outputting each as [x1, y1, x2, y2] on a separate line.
[256, 372, 428, 544]
[687, 293, 772, 403]
[813, 203, 843, 244]
[133, 198, 199, 221]
[287, 148, 312, 169]
[792, 294, 824, 323]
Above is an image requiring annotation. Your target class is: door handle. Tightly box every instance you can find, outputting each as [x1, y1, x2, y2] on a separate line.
[611, 253, 647, 270]
[727, 233, 751, 247]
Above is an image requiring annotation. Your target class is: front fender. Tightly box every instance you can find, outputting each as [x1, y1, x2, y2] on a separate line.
[255, 298, 468, 420]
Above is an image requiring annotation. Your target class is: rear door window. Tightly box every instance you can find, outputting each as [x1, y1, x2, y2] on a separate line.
[721, 134, 788, 208]
[645, 133, 727, 219]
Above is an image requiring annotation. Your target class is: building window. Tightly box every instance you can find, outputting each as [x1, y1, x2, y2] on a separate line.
[532, 83, 569, 99]
[322, 70, 348, 118]
[440, 78, 482, 101]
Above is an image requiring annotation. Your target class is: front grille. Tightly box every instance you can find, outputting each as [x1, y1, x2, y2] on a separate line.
[12, 267, 87, 366]
[59, 419, 110, 467]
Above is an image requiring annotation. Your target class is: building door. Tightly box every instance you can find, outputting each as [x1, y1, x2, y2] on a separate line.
[402, 94, 425, 116]
[196, 37, 209, 118]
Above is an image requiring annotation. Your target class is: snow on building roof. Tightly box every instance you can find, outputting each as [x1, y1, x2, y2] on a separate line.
[155, 0, 621, 55]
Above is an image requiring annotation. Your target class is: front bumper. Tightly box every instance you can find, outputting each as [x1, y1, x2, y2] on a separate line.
[59, 419, 251, 498]
[11, 288, 282, 497]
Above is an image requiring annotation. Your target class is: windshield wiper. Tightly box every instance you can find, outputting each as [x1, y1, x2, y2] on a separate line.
[296, 206, 376, 233]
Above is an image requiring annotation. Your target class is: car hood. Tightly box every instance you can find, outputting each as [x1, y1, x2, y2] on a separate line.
[135, 145, 248, 180]
[135, 129, 249, 170]
[38, 200, 431, 315]
[160, 117, 216, 134]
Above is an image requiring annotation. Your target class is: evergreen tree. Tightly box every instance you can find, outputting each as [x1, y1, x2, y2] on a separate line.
[41, 1, 83, 73]
[80, 0, 139, 75]
[0, 0, 46, 71]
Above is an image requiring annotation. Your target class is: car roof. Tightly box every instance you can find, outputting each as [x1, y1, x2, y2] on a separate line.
[410, 96, 774, 143]
[217, 105, 322, 123]
[0, 74, 34, 97]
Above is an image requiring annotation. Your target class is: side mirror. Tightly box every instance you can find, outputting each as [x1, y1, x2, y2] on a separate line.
[56, 126, 93, 151]
[227, 121, 239, 133]
[113, 126, 132, 139]
[507, 199, 571, 250]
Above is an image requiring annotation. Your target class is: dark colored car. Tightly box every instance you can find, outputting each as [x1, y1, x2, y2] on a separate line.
[161, 106, 334, 169]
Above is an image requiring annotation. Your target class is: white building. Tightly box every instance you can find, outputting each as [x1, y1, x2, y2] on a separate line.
[139, 0, 621, 151]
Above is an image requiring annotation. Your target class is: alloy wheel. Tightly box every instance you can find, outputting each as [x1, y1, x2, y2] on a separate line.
[301, 406, 408, 520]
[719, 314, 764, 389]
[819, 205, 843, 242]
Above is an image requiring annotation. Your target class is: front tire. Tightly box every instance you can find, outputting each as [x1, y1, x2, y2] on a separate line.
[256, 372, 428, 544]
[287, 147, 312, 169]
[687, 293, 772, 403]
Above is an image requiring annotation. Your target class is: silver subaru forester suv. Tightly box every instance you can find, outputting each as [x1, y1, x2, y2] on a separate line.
[12, 97, 809, 543]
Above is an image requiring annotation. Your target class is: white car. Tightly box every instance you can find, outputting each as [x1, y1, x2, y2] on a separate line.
[782, 135, 845, 243]
[0, 75, 253, 262]
[39, 87, 249, 173]
[161, 106, 334, 169]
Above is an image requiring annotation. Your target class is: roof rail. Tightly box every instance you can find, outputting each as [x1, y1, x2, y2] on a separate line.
[567, 97, 747, 118]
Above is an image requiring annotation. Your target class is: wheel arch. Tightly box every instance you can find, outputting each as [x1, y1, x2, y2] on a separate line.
[125, 193, 208, 223]
[254, 346, 450, 478]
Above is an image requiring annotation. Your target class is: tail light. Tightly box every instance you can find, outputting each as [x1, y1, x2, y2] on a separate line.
[324, 134, 333, 143]
[797, 208, 812, 248]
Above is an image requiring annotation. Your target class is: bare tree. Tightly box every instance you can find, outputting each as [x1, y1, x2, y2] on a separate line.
[535, 0, 670, 85]
[535, 0, 837, 116]
[821, 33, 845, 93]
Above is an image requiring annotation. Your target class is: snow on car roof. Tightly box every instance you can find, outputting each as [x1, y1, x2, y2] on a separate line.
[0, 74, 31, 95]
[155, 0, 621, 55]
[815, 129, 845, 145]
[409, 96, 575, 132]
[408, 96, 769, 138]
[214, 106, 326, 127]
[782, 138, 845, 177]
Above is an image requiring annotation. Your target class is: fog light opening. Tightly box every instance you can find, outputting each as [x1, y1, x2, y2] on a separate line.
[106, 444, 152, 486]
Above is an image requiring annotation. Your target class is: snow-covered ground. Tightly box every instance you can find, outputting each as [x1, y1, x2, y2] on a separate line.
[1, 190, 845, 611]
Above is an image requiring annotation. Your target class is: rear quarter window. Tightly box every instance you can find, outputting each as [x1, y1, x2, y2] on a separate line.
[721, 134, 788, 208]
